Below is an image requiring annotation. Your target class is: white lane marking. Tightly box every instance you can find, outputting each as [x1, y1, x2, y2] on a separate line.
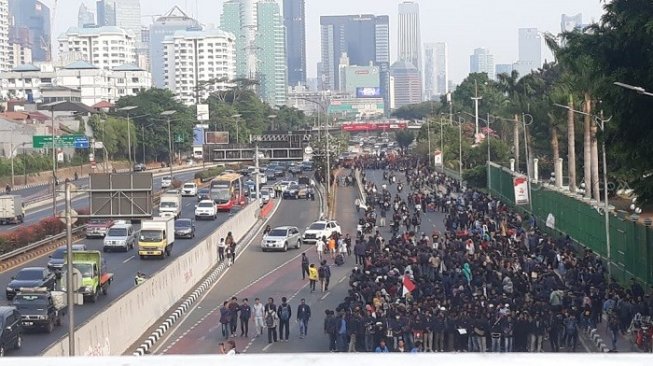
[262, 343, 273, 352]
[338, 275, 347, 284]
[123, 255, 135, 263]
[320, 292, 330, 300]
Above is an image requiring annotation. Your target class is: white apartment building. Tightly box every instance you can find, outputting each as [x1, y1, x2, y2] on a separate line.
[0, 0, 9, 71]
[9, 42, 33, 68]
[163, 29, 236, 105]
[0, 61, 151, 105]
[57, 26, 137, 70]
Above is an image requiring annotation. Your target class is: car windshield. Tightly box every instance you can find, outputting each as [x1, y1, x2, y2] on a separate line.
[107, 228, 128, 237]
[211, 189, 230, 203]
[163, 176, 171, 181]
[267, 229, 288, 237]
[88, 219, 106, 225]
[140, 230, 163, 242]
[309, 223, 326, 230]
[12, 295, 48, 308]
[288, 185, 299, 190]
[198, 201, 214, 208]
[73, 263, 93, 277]
[16, 269, 43, 281]
[51, 247, 66, 260]
[175, 220, 192, 228]
[183, 184, 195, 188]
[261, 191, 270, 197]
[160, 202, 176, 208]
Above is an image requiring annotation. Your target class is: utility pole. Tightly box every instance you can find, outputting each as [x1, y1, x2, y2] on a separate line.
[471, 80, 482, 138]
[64, 182, 75, 356]
[255, 143, 260, 207]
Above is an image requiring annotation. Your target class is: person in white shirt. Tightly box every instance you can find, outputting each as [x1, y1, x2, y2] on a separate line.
[217, 238, 226, 262]
[316, 237, 325, 261]
[253, 298, 265, 336]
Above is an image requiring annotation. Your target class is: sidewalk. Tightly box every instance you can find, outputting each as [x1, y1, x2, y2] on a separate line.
[584, 316, 643, 352]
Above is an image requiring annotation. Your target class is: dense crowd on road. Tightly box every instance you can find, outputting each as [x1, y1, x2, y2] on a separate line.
[322, 153, 653, 353]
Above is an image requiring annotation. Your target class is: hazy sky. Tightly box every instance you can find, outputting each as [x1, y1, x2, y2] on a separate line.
[53, 0, 605, 83]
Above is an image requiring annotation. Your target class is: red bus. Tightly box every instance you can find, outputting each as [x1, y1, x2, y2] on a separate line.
[210, 172, 244, 212]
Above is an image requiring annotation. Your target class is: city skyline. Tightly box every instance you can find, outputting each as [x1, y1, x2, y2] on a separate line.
[55, 0, 603, 85]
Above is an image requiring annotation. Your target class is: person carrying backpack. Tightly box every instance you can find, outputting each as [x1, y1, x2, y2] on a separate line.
[319, 260, 331, 292]
[265, 307, 279, 344]
[277, 297, 292, 342]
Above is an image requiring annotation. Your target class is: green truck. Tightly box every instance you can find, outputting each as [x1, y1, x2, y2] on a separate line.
[64, 251, 113, 303]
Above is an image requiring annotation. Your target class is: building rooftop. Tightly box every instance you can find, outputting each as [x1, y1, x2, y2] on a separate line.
[64, 60, 99, 70]
[58, 26, 134, 40]
[390, 60, 418, 71]
[165, 28, 235, 42]
[112, 63, 144, 72]
[11, 64, 41, 72]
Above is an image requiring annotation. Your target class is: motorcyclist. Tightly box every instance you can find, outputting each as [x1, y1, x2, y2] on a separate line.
[134, 272, 147, 286]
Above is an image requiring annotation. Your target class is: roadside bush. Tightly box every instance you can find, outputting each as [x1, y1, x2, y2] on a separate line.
[171, 178, 183, 189]
[0, 210, 88, 254]
[194, 166, 225, 182]
[40, 216, 66, 236]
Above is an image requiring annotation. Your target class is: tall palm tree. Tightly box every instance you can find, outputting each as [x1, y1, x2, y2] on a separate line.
[545, 33, 577, 192]
[497, 70, 522, 173]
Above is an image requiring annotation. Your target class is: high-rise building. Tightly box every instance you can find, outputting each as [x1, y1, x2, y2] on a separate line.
[96, 0, 116, 27]
[561, 13, 583, 32]
[162, 29, 236, 105]
[8, 0, 51, 62]
[397, 1, 421, 74]
[495, 63, 514, 77]
[78, 3, 95, 27]
[340, 63, 380, 97]
[220, 0, 259, 79]
[424, 42, 448, 99]
[514, 28, 541, 78]
[9, 42, 31, 66]
[390, 60, 421, 109]
[256, 0, 286, 107]
[58, 26, 137, 70]
[283, 0, 306, 87]
[149, 6, 201, 87]
[469, 48, 495, 80]
[0, 0, 10, 71]
[320, 15, 389, 92]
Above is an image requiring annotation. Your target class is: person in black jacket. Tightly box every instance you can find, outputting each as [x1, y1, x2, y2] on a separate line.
[324, 310, 337, 351]
[239, 298, 251, 337]
[297, 299, 311, 338]
[277, 297, 292, 341]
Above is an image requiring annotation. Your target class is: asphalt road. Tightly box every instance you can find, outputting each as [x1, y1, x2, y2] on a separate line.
[0, 180, 244, 356]
[0, 170, 200, 232]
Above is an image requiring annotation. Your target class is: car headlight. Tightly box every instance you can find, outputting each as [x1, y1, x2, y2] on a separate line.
[37, 315, 47, 320]
[84, 286, 93, 292]
[6, 287, 13, 291]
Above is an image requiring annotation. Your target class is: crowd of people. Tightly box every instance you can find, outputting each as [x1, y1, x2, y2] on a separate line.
[321, 153, 653, 353]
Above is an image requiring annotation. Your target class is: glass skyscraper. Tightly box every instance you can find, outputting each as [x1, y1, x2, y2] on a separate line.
[283, 0, 306, 87]
[8, 0, 51, 61]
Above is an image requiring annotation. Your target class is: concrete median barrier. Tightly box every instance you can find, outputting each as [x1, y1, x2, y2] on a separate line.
[42, 202, 258, 356]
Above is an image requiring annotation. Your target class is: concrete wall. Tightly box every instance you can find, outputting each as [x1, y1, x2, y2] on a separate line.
[43, 202, 258, 356]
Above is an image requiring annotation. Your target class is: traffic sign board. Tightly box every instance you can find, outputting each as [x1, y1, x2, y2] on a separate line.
[33, 135, 89, 148]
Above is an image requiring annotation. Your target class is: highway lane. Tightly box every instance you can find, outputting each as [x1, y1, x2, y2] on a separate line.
[0, 170, 200, 232]
[152, 192, 323, 354]
[0, 192, 245, 356]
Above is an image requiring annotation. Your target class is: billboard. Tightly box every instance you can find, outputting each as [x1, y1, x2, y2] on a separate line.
[197, 104, 209, 121]
[206, 131, 229, 144]
[513, 176, 530, 205]
[193, 127, 205, 146]
[356, 87, 382, 98]
[341, 122, 407, 132]
[89, 173, 154, 219]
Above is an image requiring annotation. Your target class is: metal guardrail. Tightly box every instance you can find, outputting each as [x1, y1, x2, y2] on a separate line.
[0, 225, 87, 262]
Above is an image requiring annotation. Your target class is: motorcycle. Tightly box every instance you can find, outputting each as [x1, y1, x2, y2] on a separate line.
[134, 272, 148, 286]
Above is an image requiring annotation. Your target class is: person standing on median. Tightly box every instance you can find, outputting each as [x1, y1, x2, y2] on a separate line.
[225, 232, 237, 265]
[278, 297, 292, 342]
[308, 263, 318, 292]
[301, 253, 310, 280]
[218, 238, 226, 262]
[253, 298, 265, 337]
[239, 298, 251, 338]
[297, 298, 311, 338]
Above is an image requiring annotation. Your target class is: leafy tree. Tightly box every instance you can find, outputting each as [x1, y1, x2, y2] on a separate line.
[391, 101, 440, 120]
[395, 130, 415, 148]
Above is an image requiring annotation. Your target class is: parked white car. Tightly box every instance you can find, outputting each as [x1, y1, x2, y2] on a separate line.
[194, 200, 217, 220]
[302, 220, 341, 244]
[182, 182, 198, 196]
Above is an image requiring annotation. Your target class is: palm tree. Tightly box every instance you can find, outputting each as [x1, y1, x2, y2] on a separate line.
[545, 33, 577, 192]
[497, 70, 522, 173]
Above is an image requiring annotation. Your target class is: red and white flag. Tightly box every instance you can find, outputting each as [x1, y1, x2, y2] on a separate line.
[402, 275, 416, 297]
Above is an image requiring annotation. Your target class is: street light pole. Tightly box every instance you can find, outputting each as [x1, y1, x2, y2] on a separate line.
[161, 111, 177, 179]
[64, 181, 75, 356]
[42, 102, 65, 216]
[471, 81, 482, 137]
[456, 116, 464, 180]
[231, 114, 242, 144]
[613, 82, 653, 97]
[522, 113, 534, 212]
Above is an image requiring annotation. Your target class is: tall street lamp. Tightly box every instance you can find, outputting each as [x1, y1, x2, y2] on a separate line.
[43, 101, 64, 216]
[118, 106, 138, 166]
[521, 113, 535, 212]
[161, 111, 177, 179]
[267, 114, 277, 131]
[140, 123, 154, 163]
[554, 103, 613, 279]
[613, 82, 653, 97]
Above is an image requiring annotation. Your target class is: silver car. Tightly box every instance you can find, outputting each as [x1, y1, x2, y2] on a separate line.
[261, 226, 302, 252]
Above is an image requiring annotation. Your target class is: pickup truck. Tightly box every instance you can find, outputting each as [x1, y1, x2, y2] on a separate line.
[159, 192, 182, 218]
[65, 251, 113, 303]
[85, 218, 114, 238]
[138, 216, 175, 259]
[12, 288, 67, 333]
[161, 176, 172, 189]
[0, 195, 24, 224]
[302, 220, 342, 244]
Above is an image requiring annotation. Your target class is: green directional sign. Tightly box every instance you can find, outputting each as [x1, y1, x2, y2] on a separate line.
[33, 135, 89, 148]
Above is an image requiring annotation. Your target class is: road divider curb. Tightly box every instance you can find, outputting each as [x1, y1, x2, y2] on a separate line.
[42, 201, 261, 357]
[132, 198, 283, 356]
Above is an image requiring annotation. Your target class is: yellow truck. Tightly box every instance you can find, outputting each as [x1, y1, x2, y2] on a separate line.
[138, 216, 175, 259]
